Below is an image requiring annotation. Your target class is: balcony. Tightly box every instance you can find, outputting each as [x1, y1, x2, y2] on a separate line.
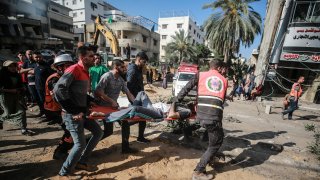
[50, 28, 73, 40]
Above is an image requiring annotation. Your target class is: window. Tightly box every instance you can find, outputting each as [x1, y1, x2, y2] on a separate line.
[73, 12, 77, 17]
[189, 25, 191, 30]
[162, 24, 168, 29]
[161, 45, 165, 50]
[292, 2, 320, 23]
[80, 11, 83, 14]
[91, 15, 97, 21]
[178, 73, 195, 81]
[91, 2, 97, 11]
[162, 35, 167, 39]
[142, 35, 147, 43]
[72, 0, 76, 5]
[177, 23, 183, 28]
[66, 2, 68, 5]
[311, 2, 320, 22]
[50, 19, 74, 33]
[153, 39, 158, 46]
[194, 30, 196, 34]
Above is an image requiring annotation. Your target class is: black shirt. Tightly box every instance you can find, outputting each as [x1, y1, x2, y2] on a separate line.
[34, 61, 53, 91]
[127, 63, 144, 97]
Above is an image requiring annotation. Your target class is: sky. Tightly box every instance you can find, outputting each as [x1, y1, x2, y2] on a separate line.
[107, 0, 267, 60]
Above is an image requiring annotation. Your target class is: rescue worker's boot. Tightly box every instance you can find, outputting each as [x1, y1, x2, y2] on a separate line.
[53, 139, 73, 160]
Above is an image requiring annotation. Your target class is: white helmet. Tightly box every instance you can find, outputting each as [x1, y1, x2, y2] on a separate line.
[53, 54, 74, 67]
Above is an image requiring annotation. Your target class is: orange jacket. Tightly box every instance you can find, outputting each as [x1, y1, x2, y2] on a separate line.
[289, 83, 302, 97]
[197, 70, 228, 110]
[44, 73, 61, 112]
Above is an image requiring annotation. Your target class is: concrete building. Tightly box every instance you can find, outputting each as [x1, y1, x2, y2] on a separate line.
[158, 11, 205, 62]
[51, 0, 118, 43]
[0, 0, 73, 51]
[85, 13, 160, 61]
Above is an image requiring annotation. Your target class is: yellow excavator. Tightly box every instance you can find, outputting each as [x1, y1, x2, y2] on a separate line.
[92, 16, 120, 56]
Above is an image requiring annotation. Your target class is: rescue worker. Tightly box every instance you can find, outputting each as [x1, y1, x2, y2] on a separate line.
[281, 76, 304, 120]
[44, 54, 74, 159]
[54, 46, 103, 179]
[170, 59, 228, 180]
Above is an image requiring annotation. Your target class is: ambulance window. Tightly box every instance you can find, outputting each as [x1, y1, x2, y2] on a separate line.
[178, 73, 195, 81]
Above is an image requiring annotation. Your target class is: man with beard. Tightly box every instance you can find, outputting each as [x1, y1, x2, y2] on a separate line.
[126, 52, 150, 143]
[94, 59, 137, 153]
[54, 46, 103, 179]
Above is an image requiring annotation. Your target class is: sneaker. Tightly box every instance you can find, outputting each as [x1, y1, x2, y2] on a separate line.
[58, 174, 82, 180]
[75, 163, 98, 172]
[122, 147, 139, 154]
[137, 137, 151, 144]
[192, 171, 213, 180]
[21, 129, 35, 136]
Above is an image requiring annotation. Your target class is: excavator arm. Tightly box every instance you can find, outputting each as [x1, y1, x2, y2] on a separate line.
[93, 16, 120, 56]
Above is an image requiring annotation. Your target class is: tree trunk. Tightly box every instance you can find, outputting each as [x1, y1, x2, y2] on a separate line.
[179, 51, 183, 64]
[224, 48, 229, 63]
[255, 0, 285, 84]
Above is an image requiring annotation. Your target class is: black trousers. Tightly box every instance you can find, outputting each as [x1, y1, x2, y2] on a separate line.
[102, 120, 146, 150]
[195, 121, 224, 173]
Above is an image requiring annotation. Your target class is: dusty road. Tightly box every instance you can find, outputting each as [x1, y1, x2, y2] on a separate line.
[0, 82, 319, 180]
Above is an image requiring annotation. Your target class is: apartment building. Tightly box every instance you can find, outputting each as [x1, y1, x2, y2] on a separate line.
[0, 0, 73, 50]
[52, 0, 118, 42]
[158, 12, 205, 62]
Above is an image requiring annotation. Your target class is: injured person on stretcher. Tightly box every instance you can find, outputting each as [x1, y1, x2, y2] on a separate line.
[89, 91, 194, 122]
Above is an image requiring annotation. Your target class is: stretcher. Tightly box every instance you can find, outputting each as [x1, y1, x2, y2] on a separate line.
[88, 106, 197, 122]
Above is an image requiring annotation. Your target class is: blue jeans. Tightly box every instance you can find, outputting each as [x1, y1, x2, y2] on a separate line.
[59, 113, 103, 176]
[283, 97, 298, 119]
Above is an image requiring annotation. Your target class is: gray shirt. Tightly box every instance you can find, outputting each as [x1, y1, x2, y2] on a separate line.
[95, 71, 129, 106]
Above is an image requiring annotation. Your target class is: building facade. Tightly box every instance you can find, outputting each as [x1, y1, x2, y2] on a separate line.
[0, 0, 73, 50]
[52, 0, 118, 42]
[158, 12, 205, 62]
[256, 0, 320, 103]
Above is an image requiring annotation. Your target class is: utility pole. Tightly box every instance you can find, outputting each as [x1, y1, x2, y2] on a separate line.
[255, 0, 286, 84]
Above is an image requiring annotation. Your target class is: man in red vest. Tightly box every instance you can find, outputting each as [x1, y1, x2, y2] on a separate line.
[282, 76, 304, 120]
[44, 54, 74, 159]
[170, 59, 228, 180]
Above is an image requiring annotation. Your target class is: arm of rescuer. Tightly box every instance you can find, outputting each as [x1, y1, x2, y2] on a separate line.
[53, 69, 86, 115]
[94, 73, 119, 108]
[167, 75, 199, 118]
[293, 84, 299, 102]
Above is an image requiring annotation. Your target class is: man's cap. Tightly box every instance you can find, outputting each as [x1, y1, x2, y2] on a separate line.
[136, 51, 148, 61]
[3, 60, 17, 67]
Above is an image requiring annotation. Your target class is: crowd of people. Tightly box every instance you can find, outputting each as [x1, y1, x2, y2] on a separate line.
[0, 44, 306, 180]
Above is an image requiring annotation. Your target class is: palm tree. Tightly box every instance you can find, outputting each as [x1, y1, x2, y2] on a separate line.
[203, 0, 262, 63]
[165, 29, 195, 64]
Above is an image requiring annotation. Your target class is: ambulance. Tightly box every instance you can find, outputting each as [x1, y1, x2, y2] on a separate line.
[172, 63, 199, 97]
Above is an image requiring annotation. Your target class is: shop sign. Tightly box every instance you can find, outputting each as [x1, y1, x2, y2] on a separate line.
[281, 53, 320, 63]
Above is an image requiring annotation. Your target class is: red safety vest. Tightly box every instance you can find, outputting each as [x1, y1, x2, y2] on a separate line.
[289, 83, 303, 97]
[44, 73, 61, 112]
[197, 70, 228, 110]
